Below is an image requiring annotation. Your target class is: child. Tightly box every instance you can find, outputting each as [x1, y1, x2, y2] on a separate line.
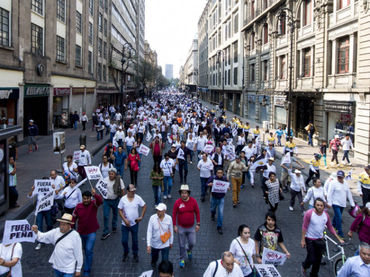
[319, 140, 328, 168]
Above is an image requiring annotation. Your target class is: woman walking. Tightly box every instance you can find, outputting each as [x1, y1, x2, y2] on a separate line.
[150, 164, 164, 206]
[55, 179, 82, 215]
[264, 172, 282, 212]
[127, 148, 141, 186]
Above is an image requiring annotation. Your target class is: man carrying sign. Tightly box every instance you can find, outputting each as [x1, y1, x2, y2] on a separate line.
[206, 169, 229, 235]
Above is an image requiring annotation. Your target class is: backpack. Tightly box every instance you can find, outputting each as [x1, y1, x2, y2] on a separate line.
[113, 176, 123, 198]
[212, 260, 219, 277]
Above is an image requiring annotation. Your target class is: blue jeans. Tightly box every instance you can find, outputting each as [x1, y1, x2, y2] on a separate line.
[161, 132, 167, 143]
[342, 150, 350, 163]
[210, 197, 224, 227]
[332, 205, 344, 237]
[152, 186, 161, 205]
[200, 177, 209, 198]
[151, 247, 170, 264]
[114, 164, 124, 176]
[308, 133, 313, 146]
[73, 121, 78, 130]
[110, 132, 116, 142]
[121, 223, 139, 256]
[80, 232, 96, 276]
[126, 146, 132, 156]
[277, 136, 282, 146]
[36, 209, 53, 232]
[103, 198, 119, 235]
[54, 269, 74, 277]
[163, 176, 173, 196]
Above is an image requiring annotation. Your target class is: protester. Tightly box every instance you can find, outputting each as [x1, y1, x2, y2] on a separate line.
[73, 189, 103, 277]
[172, 184, 200, 268]
[337, 242, 370, 277]
[63, 155, 79, 183]
[146, 203, 174, 268]
[98, 155, 114, 179]
[118, 184, 147, 262]
[288, 169, 306, 214]
[329, 135, 341, 167]
[160, 153, 175, 199]
[77, 145, 91, 179]
[358, 165, 370, 205]
[305, 153, 321, 187]
[150, 164, 164, 206]
[55, 179, 82, 215]
[80, 112, 88, 131]
[127, 147, 141, 186]
[341, 134, 353, 166]
[177, 141, 191, 184]
[27, 119, 39, 153]
[203, 251, 244, 277]
[150, 136, 163, 166]
[264, 172, 282, 212]
[197, 153, 214, 202]
[0, 242, 23, 277]
[31, 213, 83, 277]
[111, 146, 127, 176]
[348, 202, 370, 246]
[302, 178, 325, 209]
[8, 156, 19, 208]
[158, 260, 174, 277]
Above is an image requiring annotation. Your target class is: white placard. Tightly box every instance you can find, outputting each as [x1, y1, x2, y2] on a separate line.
[2, 220, 36, 244]
[203, 144, 214, 154]
[138, 144, 150, 156]
[146, 132, 152, 142]
[84, 166, 103, 180]
[34, 179, 52, 194]
[95, 178, 108, 199]
[262, 248, 287, 266]
[280, 152, 291, 165]
[73, 150, 81, 163]
[254, 264, 281, 277]
[35, 190, 55, 215]
[167, 135, 172, 144]
[211, 180, 230, 194]
[232, 129, 238, 137]
[138, 270, 153, 277]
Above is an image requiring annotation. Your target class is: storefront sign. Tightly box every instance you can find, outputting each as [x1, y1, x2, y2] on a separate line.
[72, 87, 95, 95]
[25, 86, 49, 97]
[54, 88, 70, 96]
[324, 101, 355, 113]
[0, 90, 12, 99]
[0, 88, 19, 99]
[274, 96, 286, 107]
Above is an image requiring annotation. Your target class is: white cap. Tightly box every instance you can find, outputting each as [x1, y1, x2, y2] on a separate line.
[335, 135, 339, 139]
[268, 157, 274, 161]
[295, 169, 301, 174]
[156, 203, 167, 211]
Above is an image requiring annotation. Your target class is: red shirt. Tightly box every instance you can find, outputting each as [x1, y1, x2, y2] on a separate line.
[73, 193, 103, 235]
[153, 142, 161, 156]
[172, 197, 200, 228]
[128, 153, 140, 171]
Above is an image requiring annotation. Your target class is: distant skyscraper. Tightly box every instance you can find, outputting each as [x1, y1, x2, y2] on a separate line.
[165, 64, 173, 79]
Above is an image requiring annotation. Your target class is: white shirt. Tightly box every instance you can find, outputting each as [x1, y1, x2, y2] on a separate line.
[289, 172, 306, 192]
[117, 195, 146, 226]
[186, 138, 195, 150]
[51, 175, 66, 190]
[196, 136, 207, 150]
[58, 186, 82, 209]
[78, 150, 91, 166]
[114, 113, 122, 121]
[197, 159, 214, 178]
[80, 115, 88, 122]
[229, 238, 256, 276]
[341, 138, 353, 151]
[241, 146, 256, 160]
[99, 162, 113, 178]
[306, 211, 330, 239]
[327, 180, 355, 207]
[146, 214, 174, 249]
[304, 186, 326, 206]
[114, 130, 125, 140]
[104, 177, 125, 200]
[63, 162, 78, 181]
[125, 136, 135, 147]
[37, 228, 83, 274]
[203, 259, 244, 277]
[160, 159, 175, 177]
[0, 243, 22, 276]
[237, 136, 245, 146]
[262, 164, 276, 179]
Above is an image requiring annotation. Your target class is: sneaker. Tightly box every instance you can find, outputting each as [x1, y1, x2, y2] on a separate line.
[189, 161, 193, 164]
[233, 203, 237, 208]
[163, 195, 167, 200]
[179, 260, 185, 268]
[348, 163, 352, 166]
[35, 243, 41, 250]
[35, 144, 39, 151]
[187, 250, 192, 260]
[133, 255, 139, 263]
[101, 233, 111, 240]
[217, 227, 223, 235]
[112, 227, 117, 233]
[289, 206, 294, 211]
[168, 194, 172, 199]
[301, 265, 307, 277]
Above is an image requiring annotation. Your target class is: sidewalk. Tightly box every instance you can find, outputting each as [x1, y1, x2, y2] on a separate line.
[0, 121, 109, 235]
[201, 100, 364, 202]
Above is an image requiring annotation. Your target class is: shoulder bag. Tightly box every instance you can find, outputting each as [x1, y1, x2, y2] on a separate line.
[235, 238, 256, 277]
[55, 229, 73, 246]
[157, 218, 171, 243]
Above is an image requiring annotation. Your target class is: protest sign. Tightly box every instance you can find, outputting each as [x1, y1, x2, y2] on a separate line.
[84, 166, 102, 180]
[35, 190, 55, 215]
[280, 152, 291, 165]
[250, 158, 267, 171]
[2, 220, 36, 244]
[254, 264, 281, 277]
[262, 248, 287, 266]
[96, 178, 108, 199]
[73, 150, 81, 163]
[211, 180, 230, 193]
[34, 179, 52, 194]
[146, 132, 152, 142]
[232, 128, 238, 137]
[203, 144, 214, 154]
[138, 144, 150, 156]
[167, 135, 172, 144]
[138, 270, 153, 277]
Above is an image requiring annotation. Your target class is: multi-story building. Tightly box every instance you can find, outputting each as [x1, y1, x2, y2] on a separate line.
[184, 40, 199, 87]
[198, 1, 211, 98]
[165, 64, 174, 80]
[144, 40, 158, 89]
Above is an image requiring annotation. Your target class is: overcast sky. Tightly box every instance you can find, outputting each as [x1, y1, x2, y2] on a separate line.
[145, 0, 207, 78]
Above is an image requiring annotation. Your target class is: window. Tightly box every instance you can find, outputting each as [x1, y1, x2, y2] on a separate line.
[89, 0, 94, 16]
[262, 60, 268, 81]
[31, 23, 43, 55]
[0, 8, 10, 47]
[280, 55, 286, 79]
[103, 65, 107, 81]
[104, 19, 107, 36]
[31, 0, 43, 15]
[250, 32, 255, 50]
[234, 13, 239, 34]
[233, 67, 238, 85]
[75, 45, 82, 66]
[99, 0, 104, 9]
[88, 22, 93, 45]
[97, 63, 102, 81]
[251, 0, 255, 18]
[228, 69, 231, 85]
[98, 13, 103, 32]
[104, 0, 108, 13]
[98, 38, 102, 57]
[103, 41, 107, 59]
[263, 24, 268, 44]
[56, 36, 65, 62]
[76, 11, 82, 34]
[250, 64, 255, 82]
[279, 15, 286, 35]
[337, 37, 349, 73]
[233, 42, 238, 63]
[303, 48, 311, 77]
[303, 0, 312, 26]
[57, 0, 66, 22]
[88, 51, 93, 74]
[339, 0, 350, 9]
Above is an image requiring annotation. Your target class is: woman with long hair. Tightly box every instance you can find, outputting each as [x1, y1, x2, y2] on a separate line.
[127, 147, 140, 186]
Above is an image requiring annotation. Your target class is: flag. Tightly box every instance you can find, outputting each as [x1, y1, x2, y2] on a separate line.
[280, 152, 291, 165]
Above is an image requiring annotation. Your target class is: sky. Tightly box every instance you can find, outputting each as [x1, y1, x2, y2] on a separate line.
[145, 0, 208, 78]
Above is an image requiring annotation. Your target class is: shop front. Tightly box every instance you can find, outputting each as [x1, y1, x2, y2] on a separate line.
[53, 88, 70, 129]
[24, 85, 50, 136]
[296, 96, 315, 139]
[247, 94, 256, 121]
[70, 87, 96, 118]
[274, 95, 287, 128]
[0, 88, 19, 127]
[96, 89, 120, 107]
[324, 100, 355, 143]
[258, 95, 270, 123]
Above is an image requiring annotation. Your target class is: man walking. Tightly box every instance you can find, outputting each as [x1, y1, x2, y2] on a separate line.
[73, 188, 103, 277]
[337, 242, 370, 277]
[358, 165, 370, 205]
[160, 154, 175, 199]
[77, 145, 91, 180]
[101, 168, 125, 240]
[118, 183, 147, 262]
[227, 156, 249, 208]
[172, 184, 200, 268]
[177, 141, 191, 184]
[27, 119, 39, 153]
[203, 251, 243, 277]
[32, 213, 83, 277]
[341, 134, 353, 165]
[111, 146, 127, 176]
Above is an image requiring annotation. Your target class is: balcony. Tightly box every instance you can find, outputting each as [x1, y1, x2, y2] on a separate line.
[329, 2, 359, 28]
[328, 73, 357, 89]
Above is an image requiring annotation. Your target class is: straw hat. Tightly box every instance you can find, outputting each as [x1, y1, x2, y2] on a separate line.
[57, 213, 74, 225]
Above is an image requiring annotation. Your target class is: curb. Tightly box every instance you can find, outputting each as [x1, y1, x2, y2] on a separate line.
[0, 138, 109, 237]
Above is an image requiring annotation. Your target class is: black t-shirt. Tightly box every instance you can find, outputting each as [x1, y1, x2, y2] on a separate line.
[254, 224, 284, 255]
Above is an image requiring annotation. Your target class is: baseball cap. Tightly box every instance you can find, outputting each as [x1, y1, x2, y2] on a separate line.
[295, 169, 301, 174]
[156, 203, 167, 211]
[80, 145, 86, 150]
[29, 119, 34, 123]
[366, 202, 370, 209]
[335, 135, 339, 139]
[171, 144, 176, 148]
[268, 157, 275, 161]
[179, 184, 190, 193]
[337, 170, 345, 177]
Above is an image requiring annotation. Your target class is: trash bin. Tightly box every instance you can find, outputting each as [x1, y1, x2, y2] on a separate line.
[79, 134, 86, 147]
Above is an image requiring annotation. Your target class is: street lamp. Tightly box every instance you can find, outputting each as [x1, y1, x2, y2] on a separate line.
[277, 7, 299, 136]
[216, 50, 225, 109]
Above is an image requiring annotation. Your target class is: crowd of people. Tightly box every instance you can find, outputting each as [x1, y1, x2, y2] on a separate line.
[1, 91, 370, 277]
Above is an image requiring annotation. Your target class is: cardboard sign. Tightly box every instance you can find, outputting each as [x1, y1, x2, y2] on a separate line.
[203, 144, 214, 154]
[254, 264, 281, 277]
[53, 132, 65, 154]
[138, 144, 150, 156]
[2, 220, 36, 244]
[84, 166, 103, 180]
[35, 190, 55, 215]
[146, 132, 152, 142]
[138, 270, 153, 277]
[95, 178, 108, 199]
[211, 180, 230, 193]
[73, 150, 81, 163]
[262, 248, 287, 266]
[34, 179, 52, 194]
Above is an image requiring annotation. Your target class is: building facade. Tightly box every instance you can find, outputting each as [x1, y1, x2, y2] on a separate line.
[165, 64, 174, 80]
